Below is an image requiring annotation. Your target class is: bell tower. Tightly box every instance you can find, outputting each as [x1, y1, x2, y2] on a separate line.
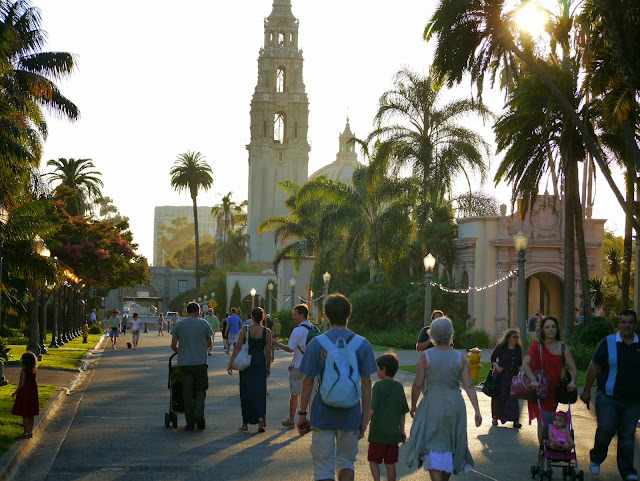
[247, 0, 310, 264]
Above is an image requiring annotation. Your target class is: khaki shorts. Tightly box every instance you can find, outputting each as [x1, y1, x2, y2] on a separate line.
[289, 367, 305, 396]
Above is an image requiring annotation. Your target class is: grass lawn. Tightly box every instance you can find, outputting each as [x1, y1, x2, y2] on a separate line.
[400, 363, 588, 388]
[370, 344, 394, 352]
[5, 334, 103, 371]
[0, 383, 57, 456]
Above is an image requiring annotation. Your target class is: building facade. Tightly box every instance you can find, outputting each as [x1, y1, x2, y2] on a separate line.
[246, 0, 310, 264]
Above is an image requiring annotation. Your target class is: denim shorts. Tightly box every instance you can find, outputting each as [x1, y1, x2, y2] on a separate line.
[311, 429, 359, 480]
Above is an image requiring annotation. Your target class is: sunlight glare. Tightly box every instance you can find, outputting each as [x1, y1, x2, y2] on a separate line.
[515, 2, 549, 35]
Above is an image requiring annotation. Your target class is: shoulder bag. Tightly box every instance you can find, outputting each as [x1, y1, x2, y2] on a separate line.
[510, 341, 549, 401]
[555, 343, 577, 404]
[481, 366, 501, 398]
[231, 326, 252, 371]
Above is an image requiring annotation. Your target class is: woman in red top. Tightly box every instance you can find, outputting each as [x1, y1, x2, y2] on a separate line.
[522, 316, 578, 443]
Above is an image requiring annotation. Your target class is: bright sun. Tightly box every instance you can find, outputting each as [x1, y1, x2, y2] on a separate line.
[515, 2, 549, 35]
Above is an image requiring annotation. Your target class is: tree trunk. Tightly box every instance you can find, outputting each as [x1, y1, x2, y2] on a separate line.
[563, 172, 576, 340]
[27, 296, 41, 359]
[622, 163, 635, 309]
[192, 199, 201, 288]
[570, 161, 592, 324]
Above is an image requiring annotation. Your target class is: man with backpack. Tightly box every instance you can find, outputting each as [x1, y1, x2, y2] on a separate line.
[273, 304, 319, 429]
[297, 294, 377, 481]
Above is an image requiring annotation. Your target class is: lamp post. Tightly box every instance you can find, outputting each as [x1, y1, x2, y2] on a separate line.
[289, 278, 296, 310]
[322, 271, 331, 332]
[513, 230, 529, 342]
[423, 253, 436, 328]
[267, 282, 274, 315]
[250, 288, 256, 309]
[0, 205, 8, 337]
[310, 290, 314, 319]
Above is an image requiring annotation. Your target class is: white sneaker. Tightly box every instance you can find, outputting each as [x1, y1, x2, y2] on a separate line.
[112, 345, 116, 350]
[134, 346, 137, 350]
[590, 463, 600, 475]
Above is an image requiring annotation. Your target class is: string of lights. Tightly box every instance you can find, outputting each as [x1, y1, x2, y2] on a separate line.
[429, 270, 518, 294]
[296, 293, 326, 303]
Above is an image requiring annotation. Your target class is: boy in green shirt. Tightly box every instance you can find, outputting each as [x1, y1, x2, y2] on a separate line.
[204, 308, 219, 356]
[368, 352, 409, 481]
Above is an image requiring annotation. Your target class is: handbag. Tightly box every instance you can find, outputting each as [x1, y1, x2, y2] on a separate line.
[481, 367, 501, 398]
[555, 343, 577, 404]
[510, 341, 550, 401]
[231, 326, 252, 371]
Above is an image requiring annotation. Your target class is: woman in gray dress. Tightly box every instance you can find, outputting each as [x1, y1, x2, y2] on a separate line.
[405, 317, 482, 481]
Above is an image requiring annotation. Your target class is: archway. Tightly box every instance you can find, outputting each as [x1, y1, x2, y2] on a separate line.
[526, 271, 565, 329]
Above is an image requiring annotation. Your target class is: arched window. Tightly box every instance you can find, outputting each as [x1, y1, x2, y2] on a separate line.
[278, 32, 285, 47]
[276, 67, 285, 92]
[274, 113, 286, 143]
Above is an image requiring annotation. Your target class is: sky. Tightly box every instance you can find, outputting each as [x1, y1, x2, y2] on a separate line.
[37, 0, 626, 263]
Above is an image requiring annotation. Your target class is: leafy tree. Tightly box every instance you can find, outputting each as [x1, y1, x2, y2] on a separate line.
[229, 281, 242, 310]
[453, 191, 501, 218]
[168, 240, 216, 271]
[211, 192, 247, 266]
[96, 196, 129, 225]
[169, 151, 213, 288]
[46, 158, 103, 216]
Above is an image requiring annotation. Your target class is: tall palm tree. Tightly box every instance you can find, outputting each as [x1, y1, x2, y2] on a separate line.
[46, 158, 103, 216]
[366, 68, 491, 252]
[211, 192, 246, 266]
[0, 1, 78, 171]
[169, 151, 213, 288]
[425, 0, 637, 230]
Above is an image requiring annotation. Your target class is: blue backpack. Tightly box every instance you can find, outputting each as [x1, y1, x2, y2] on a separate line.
[316, 333, 364, 408]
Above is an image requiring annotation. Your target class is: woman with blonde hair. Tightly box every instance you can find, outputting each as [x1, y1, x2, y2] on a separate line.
[490, 328, 523, 427]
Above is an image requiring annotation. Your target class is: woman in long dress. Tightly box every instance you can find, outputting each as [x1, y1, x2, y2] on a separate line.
[405, 317, 482, 481]
[227, 307, 272, 432]
[490, 328, 522, 427]
[522, 316, 577, 443]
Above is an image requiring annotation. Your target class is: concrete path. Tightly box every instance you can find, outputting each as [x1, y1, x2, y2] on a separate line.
[5, 331, 639, 481]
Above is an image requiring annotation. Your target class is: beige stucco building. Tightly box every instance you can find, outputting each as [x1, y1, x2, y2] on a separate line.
[455, 194, 605, 339]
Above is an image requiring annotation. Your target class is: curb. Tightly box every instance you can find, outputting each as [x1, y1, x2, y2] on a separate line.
[0, 335, 107, 481]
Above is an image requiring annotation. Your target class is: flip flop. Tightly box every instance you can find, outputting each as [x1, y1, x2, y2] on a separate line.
[237, 426, 248, 432]
[258, 427, 265, 433]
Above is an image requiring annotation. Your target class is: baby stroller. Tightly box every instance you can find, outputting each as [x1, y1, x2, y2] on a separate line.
[164, 352, 183, 428]
[530, 398, 584, 481]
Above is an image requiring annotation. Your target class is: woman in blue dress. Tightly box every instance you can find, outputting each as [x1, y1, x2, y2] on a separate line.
[227, 307, 272, 432]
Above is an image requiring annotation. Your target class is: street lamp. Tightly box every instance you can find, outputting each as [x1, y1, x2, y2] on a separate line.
[423, 253, 436, 328]
[267, 282, 274, 315]
[322, 271, 331, 332]
[250, 288, 256, 309]
[513, 230, 529, 342]
[289, 278, 296, 310]
[0, 205, 9, 337]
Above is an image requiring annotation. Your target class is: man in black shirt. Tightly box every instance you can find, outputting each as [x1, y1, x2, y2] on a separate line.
[416, 310, 444, 352]
[581, 310, 640, 481]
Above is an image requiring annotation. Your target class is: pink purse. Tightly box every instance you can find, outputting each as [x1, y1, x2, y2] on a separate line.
[510, 342, 549, 401]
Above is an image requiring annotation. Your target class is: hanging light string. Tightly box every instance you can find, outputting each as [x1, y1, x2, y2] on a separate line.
[296, 293, 326, 303]
[427, 270, 518, 294]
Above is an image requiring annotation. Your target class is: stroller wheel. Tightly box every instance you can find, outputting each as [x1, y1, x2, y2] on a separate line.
[576, 470, 584, 481]
[170, 411, 178, 428]
[531, 465, 540, 479]
[164, 412, 170, 428]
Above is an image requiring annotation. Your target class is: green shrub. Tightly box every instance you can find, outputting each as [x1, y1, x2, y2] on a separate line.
[568, 342, 596, 370]
[89, 324, 103, 334]
[471, 329, 494, 349]
[570, 320, 614, 347]
[273, 309, 294, 337]
[353, 323, 419, 350]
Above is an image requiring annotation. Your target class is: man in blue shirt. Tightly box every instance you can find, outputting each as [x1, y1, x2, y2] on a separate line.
[297, 293, 377, 481]
[224, 308, 243, 356]
[581, 310, 640, 481]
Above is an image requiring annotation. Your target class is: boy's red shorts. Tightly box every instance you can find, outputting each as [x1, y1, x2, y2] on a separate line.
[368, 443, 399, 464]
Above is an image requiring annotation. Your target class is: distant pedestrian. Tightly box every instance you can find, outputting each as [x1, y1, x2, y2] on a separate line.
[527, 310, 543, 341]
[221, 314, 229, 354]
[225, 308, 243, 354]
[107, 309, 121, 350]
[416, 310, 444, 352]
[157, 313, 165, 336]
[405, 317, 482, 477]
[169, 312, 179, 334]
[170, 302, 213, 431]
[297, 293, 377, 481]
[490, 328, 522, 428]
[227, 307, 272, 433]
[90, 309, 97, 324]
[130, 313, 141, 350]
[367, 352, 409, 481]
[82, 322, 89, 343]
[204, 308, 219, 355]
[581, 310, 640, 480]
[11, 351, 39, 439]
[121, 314, 128, 334]
[465, 315, 476, 351]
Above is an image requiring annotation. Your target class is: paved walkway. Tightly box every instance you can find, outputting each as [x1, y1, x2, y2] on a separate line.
[3, 332, 638, 481]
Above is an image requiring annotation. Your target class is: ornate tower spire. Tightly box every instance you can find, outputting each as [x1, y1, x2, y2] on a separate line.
[246, 0, 310, 264]
[336, 117, 358, 165]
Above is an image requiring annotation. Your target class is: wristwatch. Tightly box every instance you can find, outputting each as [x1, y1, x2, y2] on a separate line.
[298, 411, 307, 416]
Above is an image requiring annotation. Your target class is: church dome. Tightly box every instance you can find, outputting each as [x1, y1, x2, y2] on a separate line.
[309, 118, 364, 186]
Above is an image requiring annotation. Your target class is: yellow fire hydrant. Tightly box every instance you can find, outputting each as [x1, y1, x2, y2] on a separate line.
[467, 348, 482, 380]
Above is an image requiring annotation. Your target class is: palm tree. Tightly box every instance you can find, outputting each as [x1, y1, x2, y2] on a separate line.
[169, 151, 213, 288]
[46, 158, 103, 216]
[425, 0, 637, 230]
[365, 68, 491, 255]
[211, 192, 246, 266]
[0, 1, 78, 174]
